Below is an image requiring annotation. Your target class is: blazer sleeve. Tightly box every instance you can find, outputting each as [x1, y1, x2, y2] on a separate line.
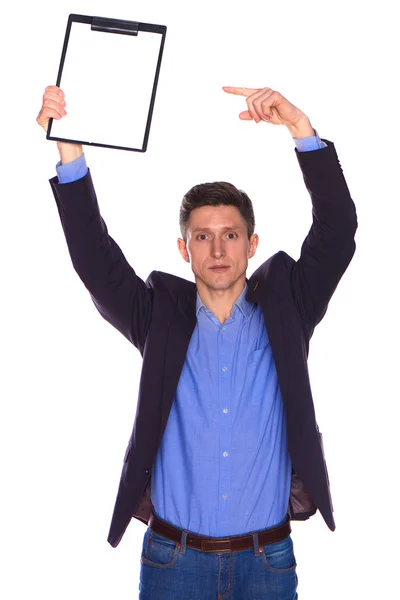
[290, 139, 358, 326]
[49, 170, 152, 353]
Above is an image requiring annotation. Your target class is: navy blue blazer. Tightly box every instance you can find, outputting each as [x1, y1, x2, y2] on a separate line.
[50, 139, 357, 547]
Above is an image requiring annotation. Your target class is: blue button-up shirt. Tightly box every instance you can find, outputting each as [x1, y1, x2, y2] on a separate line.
[151, 284, 293, 536]
[56, 130, 327, 536]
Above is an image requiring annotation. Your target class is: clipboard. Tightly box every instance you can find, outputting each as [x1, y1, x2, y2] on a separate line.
[47, 14, 167, 152]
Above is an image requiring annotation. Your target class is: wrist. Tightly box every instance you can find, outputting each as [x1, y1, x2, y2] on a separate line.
[57, 142, 84, 165]
[287, 116, 315, 139]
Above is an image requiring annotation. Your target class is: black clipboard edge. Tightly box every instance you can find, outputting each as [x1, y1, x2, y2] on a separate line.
[48, 136, 147, 153]
[47, 14, 167, 152]
[141, 21, 167, 152]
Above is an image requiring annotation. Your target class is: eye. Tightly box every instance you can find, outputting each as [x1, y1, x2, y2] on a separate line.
[226, 232, 237, 239]
[197, 234, 208, 241]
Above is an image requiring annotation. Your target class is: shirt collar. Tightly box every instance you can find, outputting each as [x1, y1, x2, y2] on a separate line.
[196, 283, 252, 318]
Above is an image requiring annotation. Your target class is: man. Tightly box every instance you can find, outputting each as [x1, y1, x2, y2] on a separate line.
[37, 85, 357, 600]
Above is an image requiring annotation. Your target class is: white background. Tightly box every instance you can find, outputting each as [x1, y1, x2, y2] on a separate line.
[1, 0, 399, 598]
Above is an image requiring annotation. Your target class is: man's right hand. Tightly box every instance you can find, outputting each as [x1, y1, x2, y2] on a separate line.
[37, 85, 83, 164]
[36, 85, 67, 132]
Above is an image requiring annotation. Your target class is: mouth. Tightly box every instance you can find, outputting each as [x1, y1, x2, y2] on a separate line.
[209, 266, 230, 273]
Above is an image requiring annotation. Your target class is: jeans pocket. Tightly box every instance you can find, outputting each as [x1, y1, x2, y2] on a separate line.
[261, 535, 297, 573]
[141, 529, 179, 569]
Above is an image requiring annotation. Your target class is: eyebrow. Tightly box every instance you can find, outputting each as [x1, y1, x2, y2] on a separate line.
[191, 226, 242, 233]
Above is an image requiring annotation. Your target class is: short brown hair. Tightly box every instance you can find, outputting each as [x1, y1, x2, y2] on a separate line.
[179, 181, 255, 241]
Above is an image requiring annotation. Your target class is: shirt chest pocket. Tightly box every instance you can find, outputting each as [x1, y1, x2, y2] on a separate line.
[242, 347, 274, 406]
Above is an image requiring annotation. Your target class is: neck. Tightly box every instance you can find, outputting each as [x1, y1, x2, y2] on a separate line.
[196, 277, 246, 324]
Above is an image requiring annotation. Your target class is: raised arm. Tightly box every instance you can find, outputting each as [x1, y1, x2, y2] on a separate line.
[37, 86, 152, 352]
[290, 139, 357, 326]
[223, 86, 357, 326]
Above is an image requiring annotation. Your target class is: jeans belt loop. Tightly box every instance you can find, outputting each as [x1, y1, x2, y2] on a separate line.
[253, 532, 262, 556]
[179, 530, 188, 555]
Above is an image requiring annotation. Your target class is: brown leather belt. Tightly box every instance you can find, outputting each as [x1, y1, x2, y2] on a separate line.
[148, 512, 291, 553]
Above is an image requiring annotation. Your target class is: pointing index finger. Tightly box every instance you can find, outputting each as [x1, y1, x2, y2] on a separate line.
[222, 86, 259, 97]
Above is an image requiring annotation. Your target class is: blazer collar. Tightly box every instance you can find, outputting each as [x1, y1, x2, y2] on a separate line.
[246, 256, 275, 304]
[176, 253, 276, 317]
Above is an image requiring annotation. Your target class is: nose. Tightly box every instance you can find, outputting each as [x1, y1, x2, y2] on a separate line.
[211, 238, 226, 259]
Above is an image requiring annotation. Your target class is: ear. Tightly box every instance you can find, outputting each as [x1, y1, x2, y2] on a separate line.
[248, 233, 259, 259]
[177, 238, 190, 263]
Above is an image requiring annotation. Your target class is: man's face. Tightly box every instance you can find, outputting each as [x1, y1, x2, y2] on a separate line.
[177, 205, 258, 292]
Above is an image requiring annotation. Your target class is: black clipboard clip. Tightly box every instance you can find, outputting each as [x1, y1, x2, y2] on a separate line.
[91, 17, 139, 36]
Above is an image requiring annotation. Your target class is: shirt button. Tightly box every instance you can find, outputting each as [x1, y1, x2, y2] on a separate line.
[221, 327, 226, 332]
[222, 494, 227, 500]
[222, 366, 228, 372]
[223, 452, 228, 457]
[145, 469, 149, 475]
[223, 408, 228, 414]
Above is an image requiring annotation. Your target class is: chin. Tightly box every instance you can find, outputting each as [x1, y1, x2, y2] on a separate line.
[194, 269, 244, 291]
[204, 278, 236, 291]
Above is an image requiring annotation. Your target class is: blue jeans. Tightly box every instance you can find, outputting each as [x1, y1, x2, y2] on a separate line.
[139, 514, 298, 599]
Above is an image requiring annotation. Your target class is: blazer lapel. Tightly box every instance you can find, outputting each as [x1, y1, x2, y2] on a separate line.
[161, 287, 197, 427]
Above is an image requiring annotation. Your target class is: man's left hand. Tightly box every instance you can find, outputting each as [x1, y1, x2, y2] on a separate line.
[223, 86, 311, 134]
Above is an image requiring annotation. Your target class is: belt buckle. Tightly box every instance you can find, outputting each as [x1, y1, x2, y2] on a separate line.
[201, 538, 232, 553]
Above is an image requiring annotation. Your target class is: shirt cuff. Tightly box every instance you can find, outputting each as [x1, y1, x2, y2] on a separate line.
[293, 128, 327, 152]
[56, 154, 88, 184]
